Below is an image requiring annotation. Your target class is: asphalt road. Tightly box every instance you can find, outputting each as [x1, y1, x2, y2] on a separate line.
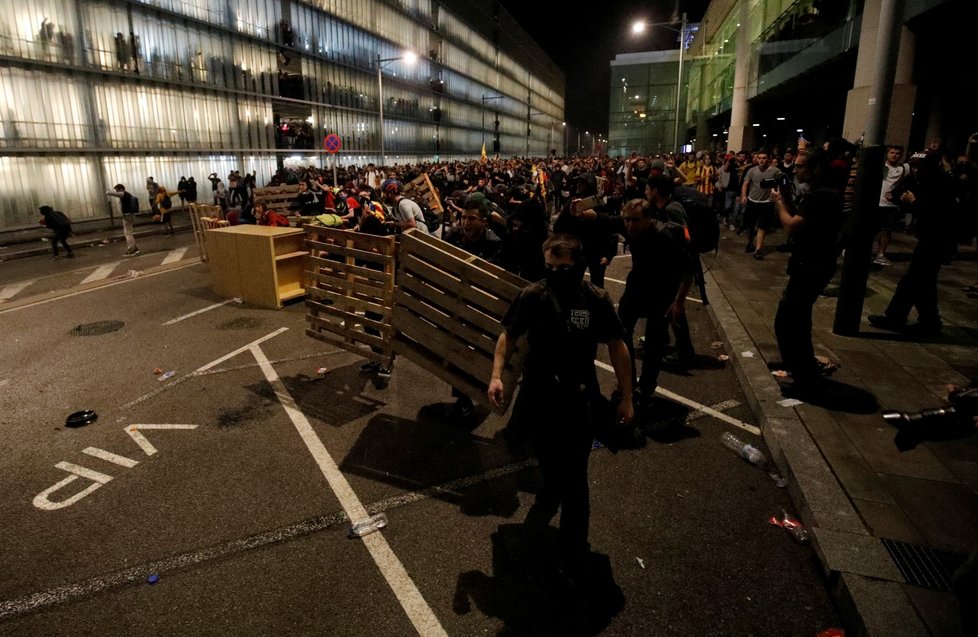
[0, 235, 841, 636]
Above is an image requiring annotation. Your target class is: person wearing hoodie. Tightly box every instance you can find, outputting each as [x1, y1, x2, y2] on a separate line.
[38, 205, 74, 258]
[553, 173, 618, 288]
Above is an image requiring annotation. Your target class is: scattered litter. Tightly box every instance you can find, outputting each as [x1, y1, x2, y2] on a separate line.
[740, 351, 755, 358]
[153, 368, 163, 375]
[115, 269, 141, 280]
[717, 354, 729, 362]
[349, 512, 388, 538]
[157, 371, 176, 382]
[676, 492, 685, 498]
[771, 370, 789, 378]
[65, 410, 98, 428]
[147, 573, 160, 585]
[778, 398, 803, 407]
[636, 557, 646, 569]
[101, 239, 111, 245]
[316, 367, 331, 375]
[710, 341, 724, 349]
[816, 629, 844, 637]
[233, 297, 243, 304]
[769, 510, 809, 543]
[592, 440, 602, 450]
[768, 470, 788, 488]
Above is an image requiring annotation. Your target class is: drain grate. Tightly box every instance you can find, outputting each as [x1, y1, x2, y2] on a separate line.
[71, 320, 125, 336]
[881, 538, 966, 591]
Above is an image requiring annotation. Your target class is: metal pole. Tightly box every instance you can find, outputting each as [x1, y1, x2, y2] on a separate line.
[376, 55, 385, 166]
[673, 12, 686, 153]
[833, 0, 906, 335]
[481, 95, 485, 149]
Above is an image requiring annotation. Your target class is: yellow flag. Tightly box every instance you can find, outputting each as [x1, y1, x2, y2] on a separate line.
[480, 142, 487, 163]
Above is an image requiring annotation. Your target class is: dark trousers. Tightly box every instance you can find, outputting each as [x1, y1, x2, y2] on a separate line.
[885, 238, 945, 328]
[774, 267, 832, 383]
[667, 313, 694, 357]
[618, 289, 670, 397]
[50, 231, 72, 256]
[524, 394, 594, 564]
[586, 256, 606, 288]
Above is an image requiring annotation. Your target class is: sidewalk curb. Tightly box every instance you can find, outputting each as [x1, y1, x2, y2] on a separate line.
[701, 270, 928, 637]
[0, 224, 192, 262]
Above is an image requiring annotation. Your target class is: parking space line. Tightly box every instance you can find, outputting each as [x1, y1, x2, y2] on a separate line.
[593, 360, 761, 436]
[161, 247, 190, 266]
[251, 344, 448, 637]
[82, 447, 140, 468]
[162, 298, 239, 326]
[81, 263, 119, 285]
[0, 282, 32, 303]
[194, 328, 289, 373]
[587, 273, 703, 303]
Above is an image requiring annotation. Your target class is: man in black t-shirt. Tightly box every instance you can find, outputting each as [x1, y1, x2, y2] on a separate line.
[488, 234, 633, 580]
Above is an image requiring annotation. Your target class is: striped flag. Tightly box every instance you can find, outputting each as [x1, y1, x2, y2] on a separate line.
[480, 142, 487, 163]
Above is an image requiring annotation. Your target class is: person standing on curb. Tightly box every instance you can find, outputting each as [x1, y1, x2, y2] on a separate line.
[488, 234, 634, 584]
[771, 149, 843, 397]
[106, 184, 139, 256]
[38, 205, 74, 259]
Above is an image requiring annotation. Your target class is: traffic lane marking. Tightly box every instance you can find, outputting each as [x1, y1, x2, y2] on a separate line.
[0, 458, 537, 622]
[0, 282, 32, 303]
[162, 297, 241, 326]
[593, 360, 761, 436]
[80, 263, 120, 285]
[161, 247, 189, 266]
[586, 272, 704, 303]
[250, 344, 448, 637]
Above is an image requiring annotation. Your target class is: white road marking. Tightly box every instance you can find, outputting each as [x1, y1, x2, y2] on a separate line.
[194, 328, 289, 373]
[251, 344, 448, 637]
[0, 262, 199, 315]
[0, 282, 32, 303]
[80, 263, 119, 285]
[587, 273, 703, 303]
[593, 360, 761, 436]
[161, 247, 190, 265]
[52, 462, 113, 484]
[81, 447, 140, 468]
[162, 298, 238, 326]
[0, 379, 9, 388]
[125, 424, 199, 456]
[2, 459, 537, 622]
[686, 399, 741, 422]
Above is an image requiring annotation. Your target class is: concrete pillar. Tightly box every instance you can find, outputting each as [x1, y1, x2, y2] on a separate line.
[727, 1, 752, 152]
[842, 0, 916, 146]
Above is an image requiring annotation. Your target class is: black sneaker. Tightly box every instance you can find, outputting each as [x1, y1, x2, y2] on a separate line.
[662, 351, 695, 366]
[744, 242, 755, 253]
[753, 250, 764, 260]
[373, 366, 392, 389]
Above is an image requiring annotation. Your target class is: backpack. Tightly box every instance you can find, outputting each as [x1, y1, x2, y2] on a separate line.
[674, 187, 719, 254]
[123, 192, 139, 215]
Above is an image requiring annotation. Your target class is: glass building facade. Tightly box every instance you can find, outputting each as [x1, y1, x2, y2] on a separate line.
[0, 0, 564, 229]
[608, 50, 685, 157]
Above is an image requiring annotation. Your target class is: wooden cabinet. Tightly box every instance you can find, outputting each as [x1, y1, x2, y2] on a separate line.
[206, 226, 307, 309]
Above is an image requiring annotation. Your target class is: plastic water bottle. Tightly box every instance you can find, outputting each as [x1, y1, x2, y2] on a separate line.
[349, 512, 387, 538]
[720, 431, 766, 466]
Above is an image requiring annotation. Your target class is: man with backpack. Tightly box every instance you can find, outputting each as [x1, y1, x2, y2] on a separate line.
[106, 183, 140, 255]
[381, 179, 429, 234]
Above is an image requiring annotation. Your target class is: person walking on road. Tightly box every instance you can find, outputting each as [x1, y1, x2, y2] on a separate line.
[740, 151, 782, 259]
[155, 186, 175, 236]
[38, 205, 74, 259]
[488, 234, 634, 583]
[106, 183, 139, 255]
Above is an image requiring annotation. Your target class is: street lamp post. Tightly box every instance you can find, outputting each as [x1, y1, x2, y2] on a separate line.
[562, 122, 567, 157]
[481, 94, 503, 151]
[376, 51, 416, 166]
[632, 12, 687, 152]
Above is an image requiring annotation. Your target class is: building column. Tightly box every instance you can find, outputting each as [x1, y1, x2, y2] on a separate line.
[727, 1, 752, 152]
[842, 0, 916, 146]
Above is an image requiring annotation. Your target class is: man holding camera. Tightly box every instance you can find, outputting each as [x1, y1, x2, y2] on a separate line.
[771, 149, 844, 396]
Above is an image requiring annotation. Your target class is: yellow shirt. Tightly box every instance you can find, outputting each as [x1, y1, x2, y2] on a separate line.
[698, 164, 716, 195]
[679, 161, 699, 186]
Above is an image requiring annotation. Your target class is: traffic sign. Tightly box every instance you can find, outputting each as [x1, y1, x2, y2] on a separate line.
[324, 134, 342, 153]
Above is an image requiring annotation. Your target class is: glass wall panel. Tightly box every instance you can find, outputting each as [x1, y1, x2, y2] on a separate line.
[0, 156, 100, 227]
[0, 67, 91, 149]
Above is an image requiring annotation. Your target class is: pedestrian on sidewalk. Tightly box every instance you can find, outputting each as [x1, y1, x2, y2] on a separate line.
[155, 186, 175, 236]
[488, 233, 634, 584]
[872, 145, 910, 266]
[772, 149, 843, 396]
[106, 184, 139, 255]
[38, 205, 74, 259]
[146, 177, 159, 217]
[740, 151, 782, 259]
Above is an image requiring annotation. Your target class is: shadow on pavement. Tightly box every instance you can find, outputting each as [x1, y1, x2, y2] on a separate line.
[278, 362, 387, 427]
[453, 523, 624, 636]
[642, 398, 699, 443]
[784, 378, 879, 414]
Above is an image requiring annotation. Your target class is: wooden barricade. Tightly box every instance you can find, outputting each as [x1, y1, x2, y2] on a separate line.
[303, 226, 397, 365]
[188, 204, 226, 262]
[403, 173, 443, 214]
[254, 185, 301, 216]
[391, 229, 527, 411]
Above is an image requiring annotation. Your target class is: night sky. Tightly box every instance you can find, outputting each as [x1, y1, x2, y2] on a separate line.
[498, 0, 712, 134]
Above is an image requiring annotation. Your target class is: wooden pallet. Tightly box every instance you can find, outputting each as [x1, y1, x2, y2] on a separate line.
[303, 226, 397, 365]
[391, 228, 527, 411]
[188, 204, 227, 262]
[254, 184, 302, 216]
[403, 173, 443, 214]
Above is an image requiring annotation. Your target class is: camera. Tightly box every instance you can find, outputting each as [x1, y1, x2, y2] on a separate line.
[760, 174, 792, 190]
[884, 386, 978, 451]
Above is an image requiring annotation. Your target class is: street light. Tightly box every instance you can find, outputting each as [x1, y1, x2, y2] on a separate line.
[376, 51, 416, 165]
[631, 12, 687, 152]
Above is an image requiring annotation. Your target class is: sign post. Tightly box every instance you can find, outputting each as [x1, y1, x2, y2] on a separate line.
[324, 133, 342, 187]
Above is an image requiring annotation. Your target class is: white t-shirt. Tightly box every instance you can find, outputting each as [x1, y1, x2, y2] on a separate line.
[394, 198, 429, 233]
[879, 163, 909, 208]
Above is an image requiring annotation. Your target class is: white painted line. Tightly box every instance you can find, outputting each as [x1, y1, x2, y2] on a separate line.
[593, 360, 761, 436]
[1, 459, 536, 622]
[161, 247, 190, 265]
[0, 282, 32, 302]
[194, 328, 289, 373]
[82, 447, 140, 468]
[0, 261, 199, 315]
[0, 379, 9, 388]
[162, 298, 237, 326]
[125, 425, 199, 456]
[80, 263, 119, 285]
[686, 399, 740, 422]
[53, 462, 113, 484]
[250, 344, 448, 637]
[587, 273, 703, 303]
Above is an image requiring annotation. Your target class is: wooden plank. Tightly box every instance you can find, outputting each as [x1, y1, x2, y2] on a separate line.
[308, 286, 391, 317]
[399, 253, 510, 318]
[390, 335, 505, 411]
[393, 289, 498, 356]
[401, 229, 527, 290]
[305, 255, 390, 283]
[306, 315, 391, 352]
[306, 269, 390, 296]
[303, 225, 396, 254]
[399, 232, 524, 301]
[397, 273, 503, 337]
[391, 306, 490, 382]
[306, 300, 391, 333]
[305, 329, 391, 365]
[306, 239, 395, 266]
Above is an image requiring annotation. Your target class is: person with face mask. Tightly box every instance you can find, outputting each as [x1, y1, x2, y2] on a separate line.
[488, 234, 633, 583]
